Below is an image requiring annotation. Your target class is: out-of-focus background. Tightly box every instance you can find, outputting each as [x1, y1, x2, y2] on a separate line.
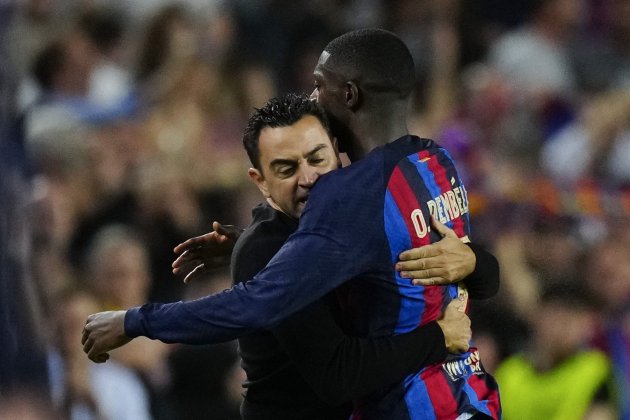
[1, 0, 629, 419]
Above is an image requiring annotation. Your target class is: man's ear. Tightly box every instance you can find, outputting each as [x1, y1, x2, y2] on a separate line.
[331, 136, 339, 154]
[248, 168, 270, 197]
[345, 81, 359, 109]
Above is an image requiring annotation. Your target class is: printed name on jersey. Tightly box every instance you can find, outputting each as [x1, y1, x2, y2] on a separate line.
[411, 183, 469, 238]
[443, 350, 483, 382]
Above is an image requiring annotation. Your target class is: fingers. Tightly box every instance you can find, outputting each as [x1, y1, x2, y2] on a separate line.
[212, 221, 229, 240]
[173, 234, 213, 254]
[412, 276, 450, 286]
[398, 264, 448, 283]
[430, 216, 457, 239]
[445, 295, 467, 313]
[87, 345, 108, 363]
[399, 246, 435, 261]
[396, 255, 440, 272]
[83, 337, 94, 354]
[172, 250, 202, 273]
[94, 353, 110, 363]
[456, 286, 468, 313]
[82, 315, 109, 363]
[183, 263, 206, 284]
[81, 314, 95, 345]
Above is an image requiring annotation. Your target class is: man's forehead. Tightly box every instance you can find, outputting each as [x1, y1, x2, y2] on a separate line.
[259, 117, 331, 159]
[314, 50, 348, 81]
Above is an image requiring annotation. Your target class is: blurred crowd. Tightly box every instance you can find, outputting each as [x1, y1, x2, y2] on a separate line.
[1, 0, 630, 419]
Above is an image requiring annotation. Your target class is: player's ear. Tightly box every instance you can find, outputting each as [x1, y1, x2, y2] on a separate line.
[248, 168, 270, 198]
[345, 81, 359, 109]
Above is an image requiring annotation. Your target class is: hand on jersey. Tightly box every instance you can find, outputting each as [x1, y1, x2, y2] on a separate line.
[82, 310, 131, 363]
[436, 299, 471, 354]
[395, 216, 475, 286]
[172, 221, 243, 283]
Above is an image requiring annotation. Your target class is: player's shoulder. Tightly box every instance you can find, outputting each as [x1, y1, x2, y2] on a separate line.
[310, 151, 386, 197]
[234, 204, 296, 260]
[381, 135, 451, 171]
[387, 135, 445, 156]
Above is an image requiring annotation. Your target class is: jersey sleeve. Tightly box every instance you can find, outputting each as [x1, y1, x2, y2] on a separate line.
[125, 172, 385, 344]
[272, 298, 446, 405]
[462, 243, 500, 299]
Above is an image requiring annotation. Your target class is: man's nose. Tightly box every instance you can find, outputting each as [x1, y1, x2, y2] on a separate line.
[298, 166, 319, 187]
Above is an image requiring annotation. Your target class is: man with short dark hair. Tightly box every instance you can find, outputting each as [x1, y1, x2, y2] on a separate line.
[84, 29, 500, 419]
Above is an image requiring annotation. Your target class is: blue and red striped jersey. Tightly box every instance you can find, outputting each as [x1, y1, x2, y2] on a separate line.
[338, 137, 501, 419]
[125, 135, 501, 419]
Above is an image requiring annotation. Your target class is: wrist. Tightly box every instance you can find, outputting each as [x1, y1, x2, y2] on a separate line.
[464, 242, 481, 278]
[123, 307, 142, 338]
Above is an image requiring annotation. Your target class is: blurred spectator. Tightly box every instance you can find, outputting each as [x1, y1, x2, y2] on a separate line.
[79, 6, 135, 112]
[541, 89, 630, 187]
[48, 287, 153, 420]
[495, 284, 614, 420]
[1, 1, 50, 393]
[24, 30, 96, 166]
[0, 391, 60, 420]
[587, 234, 630, 419]
[83, 224, 172, 417]
[572, 0, 630, 94]
[85, 224, 151, 309]
[487, 0, 583, 101]
[493, 210, 582, 321]
[398, 0, 462, 138]
[165, 270, 242, 420]
[0, 111, 51, 401]
[7, 0, 70, 111]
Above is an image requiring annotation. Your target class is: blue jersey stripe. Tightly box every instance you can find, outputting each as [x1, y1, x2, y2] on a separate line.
[397, 155, 442, 241]
[406, 154, 456, 231]
[384, 189, 412, 262]
[462, 380, 492, 417]
[384, 189, 427, 334]
[404, 374, 437, 420]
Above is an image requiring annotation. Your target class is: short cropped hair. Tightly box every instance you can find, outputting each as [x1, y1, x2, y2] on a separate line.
[540, 282, 599, 311]
[32, 41, 65, 91]
[243, 93, 331, 171]
[323, 28, 416, 98]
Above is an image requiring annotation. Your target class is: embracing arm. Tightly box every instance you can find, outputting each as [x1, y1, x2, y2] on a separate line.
[82, 224, 365, 363]
[396, 217, 499, 299]
[85, 171, 389, 361]
[273, 298, 470, 405]
[461, 242, 499, 299]
[124, 224, 378, 344]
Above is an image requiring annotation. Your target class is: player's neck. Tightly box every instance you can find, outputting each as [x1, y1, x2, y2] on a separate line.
[348, 110, 409, 160]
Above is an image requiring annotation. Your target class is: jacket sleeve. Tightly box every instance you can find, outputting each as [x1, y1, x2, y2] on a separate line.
[124, 175, 383, 344]
[462, 243, 500, 299]
[272, 299, 446, 405]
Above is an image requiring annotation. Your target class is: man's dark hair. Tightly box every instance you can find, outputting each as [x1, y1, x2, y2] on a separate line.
[243, 93, 331, 171]
[78, 7, 126, 54]
[540, 282, 600, 311]
[32, 41, 65, 91]
[323, 28, 416, 98]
